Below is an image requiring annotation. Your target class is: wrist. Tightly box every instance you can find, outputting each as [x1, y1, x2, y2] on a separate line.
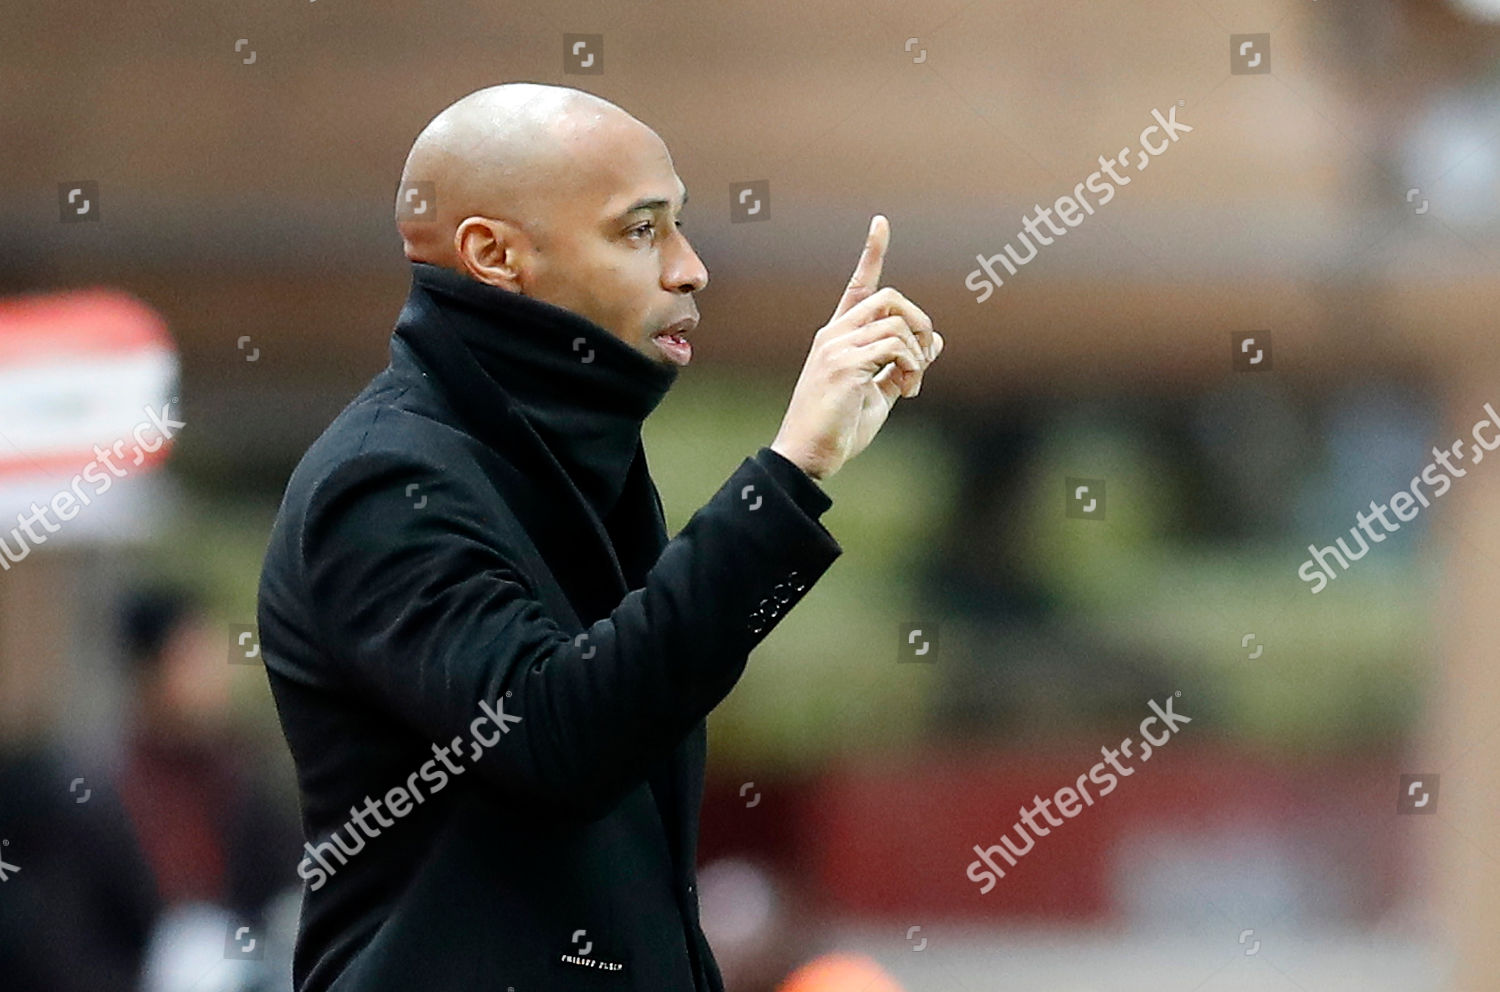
[769, 440, 826, 481]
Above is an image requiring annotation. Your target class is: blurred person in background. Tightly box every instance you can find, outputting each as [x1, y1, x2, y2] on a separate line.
[115, 585, 301, 991]
[0, 742, 159, 992]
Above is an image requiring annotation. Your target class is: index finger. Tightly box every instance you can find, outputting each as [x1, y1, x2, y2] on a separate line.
[832, 214, 889, 321]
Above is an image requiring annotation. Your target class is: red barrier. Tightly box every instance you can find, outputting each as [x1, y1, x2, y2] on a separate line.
[702, 744, 1413, 922]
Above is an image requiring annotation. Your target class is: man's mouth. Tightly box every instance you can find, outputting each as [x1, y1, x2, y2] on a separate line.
[651, 318, 697, 366]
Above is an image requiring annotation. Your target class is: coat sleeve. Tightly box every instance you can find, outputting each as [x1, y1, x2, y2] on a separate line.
[298, 447, 842, 821]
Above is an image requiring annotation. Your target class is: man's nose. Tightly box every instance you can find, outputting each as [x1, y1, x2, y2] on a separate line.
[665, 236, 708, 293]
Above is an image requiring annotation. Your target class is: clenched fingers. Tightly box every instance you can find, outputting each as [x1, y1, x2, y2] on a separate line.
[839, 311, 930, 384]
[834, 286, 936, 360]
[837, 315, 926, 396]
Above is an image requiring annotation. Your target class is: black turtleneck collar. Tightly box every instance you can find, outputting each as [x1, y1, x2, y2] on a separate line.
[391, 261, 679, 517]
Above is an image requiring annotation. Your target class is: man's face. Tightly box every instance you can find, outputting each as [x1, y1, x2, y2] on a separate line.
[518, 119, 708, 367]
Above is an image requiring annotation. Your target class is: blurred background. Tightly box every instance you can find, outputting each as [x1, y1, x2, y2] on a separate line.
[5, 0, 1500, 989]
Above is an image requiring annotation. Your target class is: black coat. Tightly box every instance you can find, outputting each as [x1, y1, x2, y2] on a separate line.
[257, 262, 843, 992]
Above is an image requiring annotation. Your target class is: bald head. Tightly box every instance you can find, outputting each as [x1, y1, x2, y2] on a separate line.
[396, 83, 646, 268]
[393, 82, 708, 368]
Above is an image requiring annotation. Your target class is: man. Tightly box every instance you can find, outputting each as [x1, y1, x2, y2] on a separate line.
[257, 82, 943, 992]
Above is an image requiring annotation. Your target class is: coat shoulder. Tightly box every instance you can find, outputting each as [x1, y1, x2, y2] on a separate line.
[257, 368, 530, 679]
[279, 367, 504, 522]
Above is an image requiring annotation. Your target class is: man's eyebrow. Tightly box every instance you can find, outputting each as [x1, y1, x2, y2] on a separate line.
[620, 189, 689, 216]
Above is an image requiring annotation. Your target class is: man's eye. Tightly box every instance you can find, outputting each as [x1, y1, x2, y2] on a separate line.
[628, 219, 683, 241]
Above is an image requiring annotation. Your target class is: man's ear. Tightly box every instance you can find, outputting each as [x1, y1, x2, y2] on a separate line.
[455, 216, 529, 291]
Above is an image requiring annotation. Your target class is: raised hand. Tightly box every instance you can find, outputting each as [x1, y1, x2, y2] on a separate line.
[770, 215, 944, 481]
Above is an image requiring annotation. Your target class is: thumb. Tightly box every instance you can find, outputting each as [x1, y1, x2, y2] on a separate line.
[832, 214, 889, 321]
